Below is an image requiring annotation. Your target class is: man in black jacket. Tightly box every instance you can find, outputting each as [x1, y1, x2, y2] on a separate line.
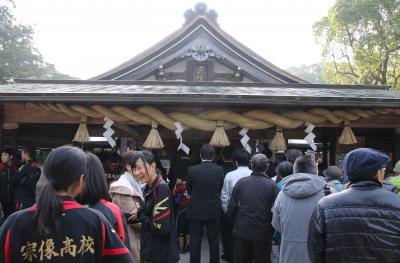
[187, 144, 224, 263]
[308, 148, 400, 263]
[11, 146, 41, 210]
[0, 147, 17, 219]
[228, 154, 279, 263]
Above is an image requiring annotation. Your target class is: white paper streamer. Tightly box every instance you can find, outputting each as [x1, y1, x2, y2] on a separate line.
[239, 127, 252, 153]
[175, 122, 190, 155]
[103, 117, 116, 147]
[304, 122, 317, 151]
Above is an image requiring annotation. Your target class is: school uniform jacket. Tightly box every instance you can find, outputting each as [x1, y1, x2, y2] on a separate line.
[10, 160, 41, 207]
[90, 199, 130, 249]
[139, 174, 179, 263]
[0, 196, 135, 263]
[0, 162, 16, 204]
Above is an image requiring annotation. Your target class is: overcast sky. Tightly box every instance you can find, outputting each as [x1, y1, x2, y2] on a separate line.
[12, 0, 335, 79]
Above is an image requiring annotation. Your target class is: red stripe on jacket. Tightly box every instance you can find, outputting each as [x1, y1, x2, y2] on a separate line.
[101, 223, 106, 252]
[154, 209, 171, 222]
[100, 199, 126, 242]
[29, 201, 84, 212]
[5, 230, 11, 263]
[102, 247, 130, 256]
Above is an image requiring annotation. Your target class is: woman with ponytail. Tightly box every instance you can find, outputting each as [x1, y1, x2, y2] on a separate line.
[79, 152, 130, 249]
[0, 145, 134, 263]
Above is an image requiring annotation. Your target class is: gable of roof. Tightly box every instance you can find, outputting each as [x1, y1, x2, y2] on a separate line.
[91, 4, 306, 84]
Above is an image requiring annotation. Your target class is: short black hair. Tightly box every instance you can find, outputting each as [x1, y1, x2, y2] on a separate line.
[222, 146, 233, 161]
[200, 144, 215, 160]
[293, 155, 318, 175]
[23, 145, 36, 161]
[276, 161, 293, 178]
[2, 147, 15, 157]
[79, 152, 109, 205]
[250, 154, 269, 173]
[285, 149, 303, 164]
[129, 150, 156, 178]
[122, 150, 138, 167]
[233, 149, 251, 166]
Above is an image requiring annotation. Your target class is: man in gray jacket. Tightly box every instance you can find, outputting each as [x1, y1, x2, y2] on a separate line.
[271, 155, 326, 263]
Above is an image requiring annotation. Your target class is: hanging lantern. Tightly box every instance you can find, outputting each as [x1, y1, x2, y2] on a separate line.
[143, 121, 165, 149]
[209, 120, 230, 148]
[73, 115, 90, 143]
[270, 127, 287, 152]
[338, 120, 357, 144]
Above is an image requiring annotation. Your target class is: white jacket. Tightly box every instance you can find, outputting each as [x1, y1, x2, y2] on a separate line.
[220, 166, 252, 213]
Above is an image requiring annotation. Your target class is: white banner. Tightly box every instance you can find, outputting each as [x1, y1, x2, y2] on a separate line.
[175, 122, 190, 155]
[239, 127, 252, 153]
[304, 122, 317, 151]
[103, 117, 116, 147]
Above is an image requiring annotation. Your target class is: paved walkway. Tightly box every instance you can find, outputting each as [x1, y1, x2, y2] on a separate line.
[178, 239, 280, 263]
[178, 237, 224, 263]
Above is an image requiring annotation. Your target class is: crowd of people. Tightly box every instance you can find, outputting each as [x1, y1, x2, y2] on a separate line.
[0, 143, 400, 263]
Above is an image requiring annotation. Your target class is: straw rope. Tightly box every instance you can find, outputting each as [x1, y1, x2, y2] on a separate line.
[91, 105, 129, 122]
[283, 111, 327, 124]
[270, 127, 287, 152]
[199, 110, 272, 129]
[137, 106, 178, 131]
[73, 115, 90, 143]
[243, 110, 304, 129]
[169, 112, 236, 131]
[209, 121, 230, 147]
[111, 106, 153, 125]
[143, 121, 165, 149]
[24, 103, 399, 131]
[70, 105, 102, 118]
[338, 120, 358, 144]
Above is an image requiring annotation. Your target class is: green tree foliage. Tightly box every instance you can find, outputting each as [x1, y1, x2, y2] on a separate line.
[314, 0, 400, 89]
[0, 1, 73, 83]
[286, 63, 327, 84]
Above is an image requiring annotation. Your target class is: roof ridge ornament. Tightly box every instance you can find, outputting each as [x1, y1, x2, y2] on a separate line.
[181, 43, 224, 62]
[184, 3, 218, 25]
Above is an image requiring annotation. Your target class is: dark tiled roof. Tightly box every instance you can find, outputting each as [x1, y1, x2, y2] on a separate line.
[91, 15, 306, 84]
[0, 80, 399, 108]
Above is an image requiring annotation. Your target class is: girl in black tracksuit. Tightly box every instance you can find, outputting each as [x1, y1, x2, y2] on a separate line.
[11, 146, 41, 210]
[133, 150, 179, 263]
[79, 152, 130, 249]
[0, 145, 134, 263]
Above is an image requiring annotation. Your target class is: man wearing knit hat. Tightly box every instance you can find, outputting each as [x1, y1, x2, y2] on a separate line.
[308, 148, 400, 263]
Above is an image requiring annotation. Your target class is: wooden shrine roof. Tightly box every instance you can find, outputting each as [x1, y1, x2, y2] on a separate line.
[90, 4, 306, 84]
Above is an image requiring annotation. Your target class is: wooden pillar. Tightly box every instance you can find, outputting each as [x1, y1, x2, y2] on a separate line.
[329, 136, 337, 166]
[322, 135, 328, 165]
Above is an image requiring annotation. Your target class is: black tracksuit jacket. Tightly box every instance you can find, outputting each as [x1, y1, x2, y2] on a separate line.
[0, 196, 135, 262]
